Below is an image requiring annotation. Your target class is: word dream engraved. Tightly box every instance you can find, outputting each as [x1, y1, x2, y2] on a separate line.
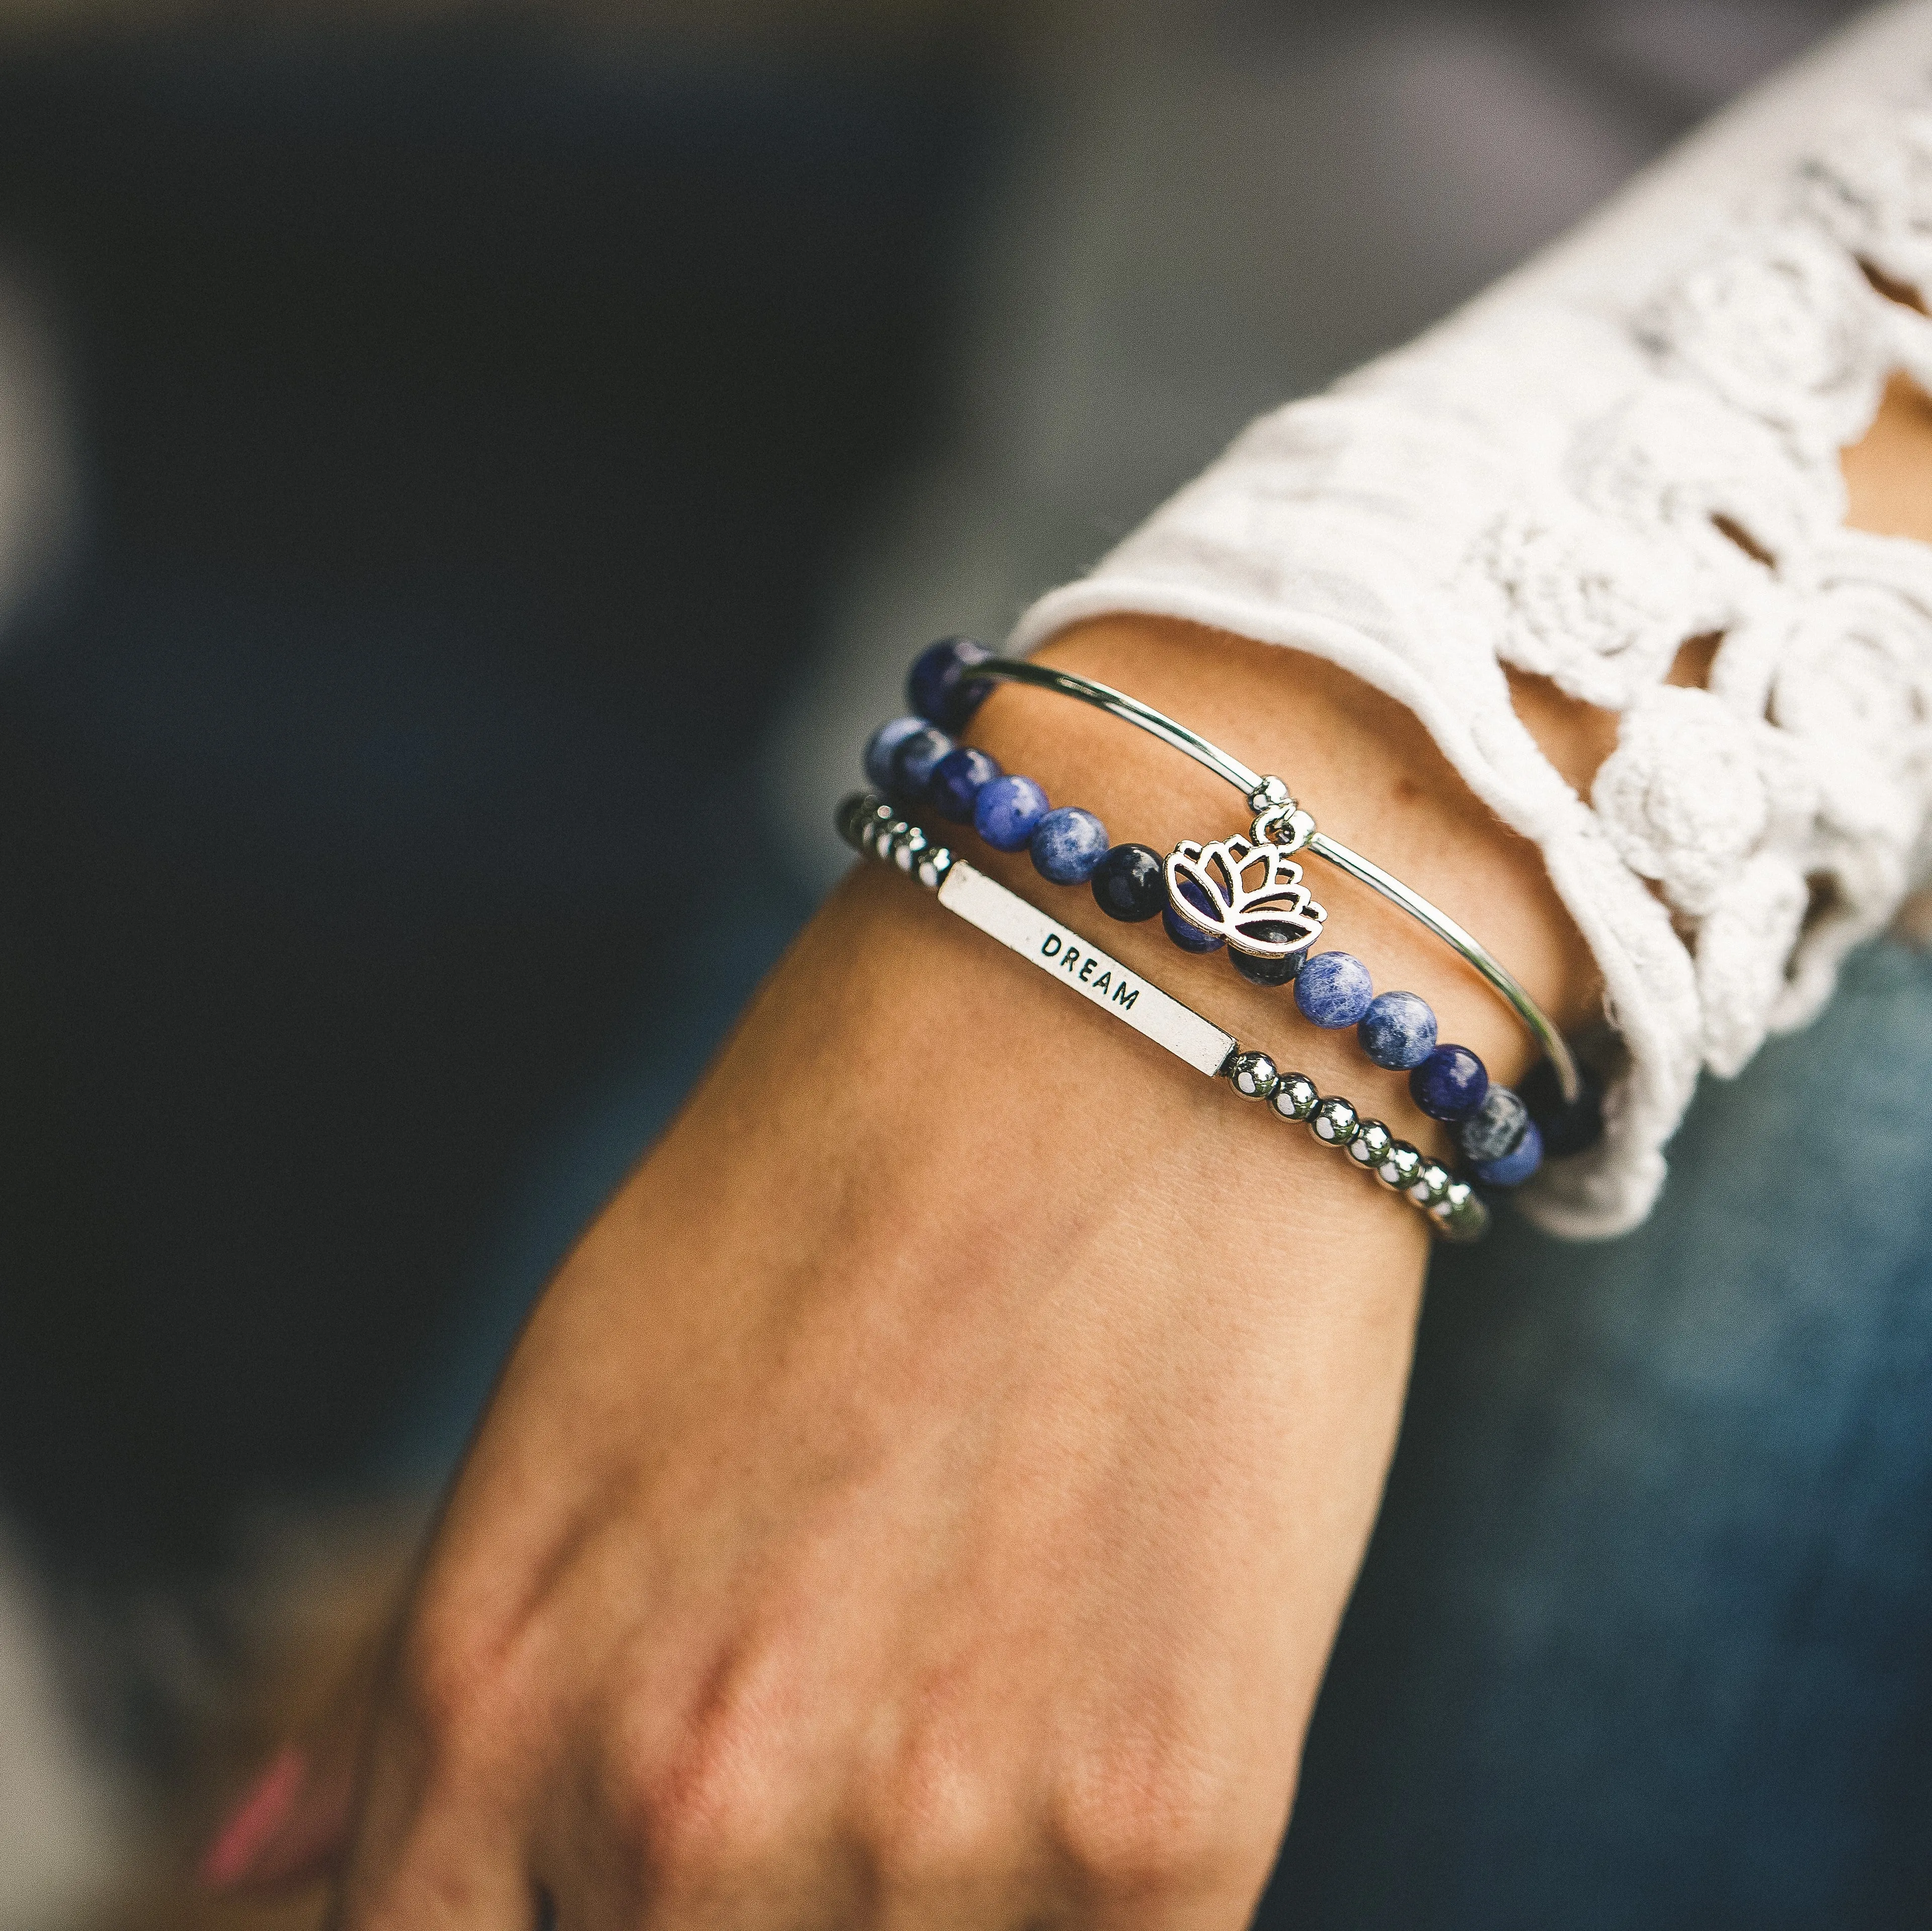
[936, 862, 1236, 1079]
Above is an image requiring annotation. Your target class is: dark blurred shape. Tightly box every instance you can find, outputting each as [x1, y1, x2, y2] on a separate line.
[0, 16, 996, 1593]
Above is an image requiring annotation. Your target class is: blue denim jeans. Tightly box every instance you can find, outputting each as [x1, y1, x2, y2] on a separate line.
[1258, 939, 1932, 1929]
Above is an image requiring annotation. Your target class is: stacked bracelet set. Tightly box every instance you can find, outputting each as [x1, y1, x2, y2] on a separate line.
[841, 636, 1603, 1241]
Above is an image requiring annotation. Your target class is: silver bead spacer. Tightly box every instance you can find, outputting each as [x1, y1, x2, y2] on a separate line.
[1347, 1120, 1394, 1167]
[1228, 1051, 1279, 1101]
[1248, 774, 1292, 814]
[1376, 1141, 1424, 1192]
[1270, 1071, 1319, 1122]
[1407, 1159, 1452, 1208]
[1310, 1096, 1359, 1146]
[894, 826, 929, 873]
[916, 845, 954, 889]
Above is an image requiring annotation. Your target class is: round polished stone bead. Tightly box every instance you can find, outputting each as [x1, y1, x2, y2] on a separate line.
[1358, 990, 1438, 1070]
[1409, 1043, 1489, 1121]
[1309, 1096, 1359, 1145]
[1227, 1051, 1278, 1101]
[1162, 876, 1225, 952]
[1473, 1117, 1544, 1188]
[1458, 1085, 1531, 1164]
[1407, 1159, 1453, 1208]
[1519, 1058, 1606, 1157]
[915, 845, 954, 889]
[1090, 843, 1167, 921]
[927, 746, 1001, 823]
[1346, 1119, 1394, 1167]
[1376, 1141, 1424, 1192]
[1295, 951, 1374, 1028]
[907, 635, 995, 729]
[1030, 806, 1110, 885]
[1270, 1072, 1318, 1121]
[863, 715, 927, 792]
[891, 724, 954, 802]
[1229, 927, 1307, 986]
[973, 774, 1049, 852]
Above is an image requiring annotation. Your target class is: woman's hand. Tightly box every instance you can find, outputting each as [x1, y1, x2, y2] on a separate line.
[205, 621, 1594, 1927]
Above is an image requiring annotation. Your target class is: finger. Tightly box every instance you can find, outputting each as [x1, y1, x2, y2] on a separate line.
[328, 1797, 538, 1931]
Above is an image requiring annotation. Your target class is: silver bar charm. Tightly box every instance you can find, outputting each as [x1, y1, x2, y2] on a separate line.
[937, 861, 1235, 1079]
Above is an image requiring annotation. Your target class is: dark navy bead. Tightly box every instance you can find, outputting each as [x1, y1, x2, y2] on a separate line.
[1163, 876, 1225, 951]
[974, 774, 1049, 852]
[1229, 934, 1305, 986]
[1091, 843, 1166, 921]
[907, 635, 995, 729]
[864, 716, 926, 792]
[1519, 1058, 1605, 1157]
[1295, 951, 1374, 1028]
[1458, 1085, 1531, 1164]
[1357, 990, 1438, 1070]
[927, 746, 1001, 823]
[1030, 806, 1110, 885]
[891, 724, 954, 802]
[1473, 1117, 1543, 1187]
[1409, 1044, 1489, 1121]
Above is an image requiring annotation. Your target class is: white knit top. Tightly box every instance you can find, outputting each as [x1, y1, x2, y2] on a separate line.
[1013, 1, 1932, 1238]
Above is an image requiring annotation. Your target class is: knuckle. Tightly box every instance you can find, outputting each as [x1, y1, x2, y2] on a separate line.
[1051, 1736, 1246, 1900]
[392, 1600, 527, 1769]
[860, 1742, 1007, 1892]
[614, 1698, 797, 1889]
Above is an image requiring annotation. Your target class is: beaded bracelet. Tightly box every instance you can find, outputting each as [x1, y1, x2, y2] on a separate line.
[840, 792, 1491, 1242]
[866, 637, 1606, 1186]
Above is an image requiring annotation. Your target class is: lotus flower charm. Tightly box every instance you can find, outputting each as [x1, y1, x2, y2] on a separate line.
[1165, 833, 1327, 958]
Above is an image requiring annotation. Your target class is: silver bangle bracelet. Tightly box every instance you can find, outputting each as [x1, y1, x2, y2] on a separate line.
[959, 657, 1582, 1105]
[839, 791, 1491, 1242]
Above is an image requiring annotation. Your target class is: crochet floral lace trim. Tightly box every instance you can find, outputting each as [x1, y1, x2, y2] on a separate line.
[1013, 50, 1932, 1238]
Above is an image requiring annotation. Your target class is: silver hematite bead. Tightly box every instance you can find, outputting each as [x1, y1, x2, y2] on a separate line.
[1430, 1181, 1491, 1242]
[1407, 1159, 1453, 1208]
[894, 826, 929, 873]
[1270, 1072, 1318, 1122]
[1347, 1120, 1394, 1167]
[1228, 1051, 1279, 1101]
[835, 792, 874, 850]
[1310, 1096, 1359, 1146]
[1377, 1141, 1424, 1191]
[916, 846, 954, 889]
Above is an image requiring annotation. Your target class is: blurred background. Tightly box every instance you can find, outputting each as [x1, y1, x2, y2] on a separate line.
[0, 0, 1876, 1920]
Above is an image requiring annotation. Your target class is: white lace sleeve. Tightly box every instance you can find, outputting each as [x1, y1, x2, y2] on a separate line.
[1010, 0, 1932, 1240]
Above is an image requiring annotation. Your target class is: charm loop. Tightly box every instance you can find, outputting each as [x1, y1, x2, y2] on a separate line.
[1251, 803, 1317, 852]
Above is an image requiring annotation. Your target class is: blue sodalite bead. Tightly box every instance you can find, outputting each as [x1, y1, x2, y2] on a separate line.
[974, 774, 1049, 851]
[1409, 1044, 1489, 1121]
[1358, 990, 1438, 1069]
[1031, 806, 1110, 884]
[1458, 1085, 1531, 1163]
[927, 746, 1001, 822]
[891, 724, 954, 801]
[1295, 951, 1374, 1028]
[864, 716, 926, 792]
[1473, 1117, 1544, 1187]
[1519, 1058, 1605, 1157]
[908, 635, 995, 729]
[1163, 876, 1225, 952]
[1091, 843, 1167, 921]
